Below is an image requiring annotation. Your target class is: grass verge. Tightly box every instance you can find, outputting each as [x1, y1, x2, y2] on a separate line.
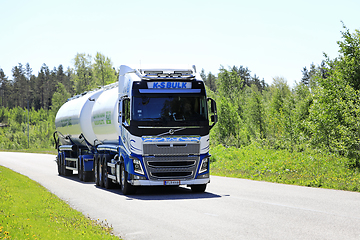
[0, 166, 120, 240]
[0, 148, 57, 155]
[210, 143, 360, 192]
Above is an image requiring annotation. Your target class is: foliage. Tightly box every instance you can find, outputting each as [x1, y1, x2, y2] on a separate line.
[93, 52, 118, 87]
[0, 107, 55, 151]
[0, 166, 119, 239]
[306, 24, 360, 164]
[210, 144, 360, 191]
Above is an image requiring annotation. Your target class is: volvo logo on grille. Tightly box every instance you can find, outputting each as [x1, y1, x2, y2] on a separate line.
[169, 129, 175, 135]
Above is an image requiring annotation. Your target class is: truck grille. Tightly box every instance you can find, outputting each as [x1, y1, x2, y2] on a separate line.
[142, 142, 200, 180]
[143, 156, 199, 180]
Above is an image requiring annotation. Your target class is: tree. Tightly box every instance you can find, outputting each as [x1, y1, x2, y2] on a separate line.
[0, 68, 9, 107]
[301, 66, 309, 85]
[72, 53, 94, 94]
[93, 52, 117, 87]
[244, 85, 265, 140]
[11, 63, 29, 108]
[51, 83, 70, 114]
[266, 77, 291, 149]
[307, 24, 360, 160]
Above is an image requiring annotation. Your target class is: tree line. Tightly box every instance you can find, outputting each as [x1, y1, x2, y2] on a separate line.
[1, 24, 360, 171]
[0, 52, 118, 111]
[206, 24, 360, 168]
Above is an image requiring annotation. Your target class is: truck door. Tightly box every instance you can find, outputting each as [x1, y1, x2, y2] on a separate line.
[120, 97, 130, 147]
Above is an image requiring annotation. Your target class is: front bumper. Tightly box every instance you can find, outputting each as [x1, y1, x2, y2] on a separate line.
[130, 177, 210, 186]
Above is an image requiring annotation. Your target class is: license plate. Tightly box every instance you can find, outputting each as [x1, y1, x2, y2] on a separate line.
[164, 180, 180, 186]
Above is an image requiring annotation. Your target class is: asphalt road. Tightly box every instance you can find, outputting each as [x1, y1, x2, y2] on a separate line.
[1, 152, 360, 240]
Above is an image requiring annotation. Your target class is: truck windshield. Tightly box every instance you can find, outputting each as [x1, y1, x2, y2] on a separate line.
[133, 96, 208, 122]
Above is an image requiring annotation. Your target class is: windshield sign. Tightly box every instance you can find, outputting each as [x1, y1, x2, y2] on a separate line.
[147, 82, 191, 89]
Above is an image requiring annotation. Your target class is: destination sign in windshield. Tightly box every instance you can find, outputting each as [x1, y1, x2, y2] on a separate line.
[147, 82, 191, 89]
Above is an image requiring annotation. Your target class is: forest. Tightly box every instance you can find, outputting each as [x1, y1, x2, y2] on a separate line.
[1, 25, 360, 176]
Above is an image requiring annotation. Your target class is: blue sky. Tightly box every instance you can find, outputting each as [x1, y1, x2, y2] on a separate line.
[1, 0, 359, 87]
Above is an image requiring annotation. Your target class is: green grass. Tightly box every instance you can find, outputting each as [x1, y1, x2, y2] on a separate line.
[0, 166, 120, 240]
[210, 143, 360, 192]
[0, 148, 57, 155]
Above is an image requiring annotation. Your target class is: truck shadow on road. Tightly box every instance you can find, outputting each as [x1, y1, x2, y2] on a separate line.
[124, 186, 222, 201]
[60, 174, 221, 200]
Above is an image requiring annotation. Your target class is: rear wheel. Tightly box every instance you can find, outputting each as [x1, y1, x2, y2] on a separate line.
[191, 184, 207, 193]
[120, 163, 136, 195]
[103, 154, 115, 189]
[94, 155, 100, 186]
[62, 153, 72, 176]
[57, 154, 62, 176]
[99, 154, 104, 187]
[78, 157, 83, 181]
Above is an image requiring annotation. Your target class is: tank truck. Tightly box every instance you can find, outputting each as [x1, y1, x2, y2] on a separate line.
[54, 65, 218, 194]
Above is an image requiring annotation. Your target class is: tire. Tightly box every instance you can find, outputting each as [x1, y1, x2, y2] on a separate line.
[57, 154, 62, 176]
[78, 157, 83, 181]
[63, 153, 72, 176]
[103, 154, 115, 189]
[94, 155, 100, 186]
[99, 154, 104, 187]
[120, 163, 136, 195]
[61, 153, 66, 175]
[191, 184, 207, 193]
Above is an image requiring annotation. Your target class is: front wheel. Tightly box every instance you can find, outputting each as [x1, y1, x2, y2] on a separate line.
[120, 164, 136, 195]
[191, 184, 207, 193]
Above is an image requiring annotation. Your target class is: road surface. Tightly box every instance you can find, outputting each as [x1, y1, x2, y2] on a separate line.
[1, 152, 360, 240]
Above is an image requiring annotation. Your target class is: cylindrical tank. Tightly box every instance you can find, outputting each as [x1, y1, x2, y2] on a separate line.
[55, 89, 104, 147]
[55, 83, 120, 147]
[91, 87, 120, 144]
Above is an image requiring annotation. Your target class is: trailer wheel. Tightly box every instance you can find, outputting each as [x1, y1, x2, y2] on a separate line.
[94, 155, 100, 186]
[191, 184, 207, 193]
[57, 154, 62, 176]
[60, 153, 65, 175]
[78, 157, 83, 181]
[62, 153, 72, 176]
[103, 154, 115, 189]
[120, 163, 136, 195]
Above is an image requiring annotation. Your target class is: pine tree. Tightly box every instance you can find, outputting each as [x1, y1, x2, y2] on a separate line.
[0, 68, 9, 107]
[301, 66, 309, 85]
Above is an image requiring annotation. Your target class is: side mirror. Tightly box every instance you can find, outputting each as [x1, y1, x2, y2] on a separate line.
[207, 98, 218, 130]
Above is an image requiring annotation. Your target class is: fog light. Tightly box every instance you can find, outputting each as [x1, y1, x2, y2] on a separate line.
[197, 173, 209, 179]
[131, 174, 147, 180]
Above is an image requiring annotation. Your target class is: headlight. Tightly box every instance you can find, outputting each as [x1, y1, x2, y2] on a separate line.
[199, 157, 209, 174]
[131, 157, 144, 175]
